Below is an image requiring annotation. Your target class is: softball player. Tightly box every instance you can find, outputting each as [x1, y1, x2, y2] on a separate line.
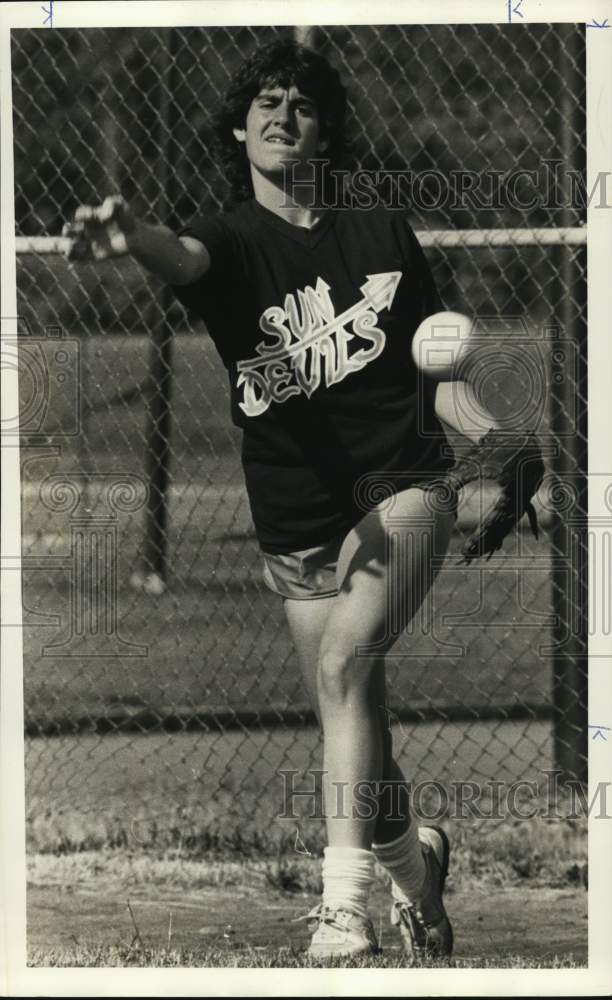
[64, 39, 543, 963]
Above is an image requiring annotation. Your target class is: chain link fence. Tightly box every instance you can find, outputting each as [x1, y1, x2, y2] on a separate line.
[10, 23, 587, 852]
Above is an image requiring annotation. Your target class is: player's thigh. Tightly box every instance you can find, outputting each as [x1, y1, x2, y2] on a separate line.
[322, 487, 455, 660]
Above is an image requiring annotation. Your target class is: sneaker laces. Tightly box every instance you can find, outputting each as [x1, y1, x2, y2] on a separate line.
[293, 903, 328, 926]
[293, 903, 360, 930]
[391, 899, 429, 954]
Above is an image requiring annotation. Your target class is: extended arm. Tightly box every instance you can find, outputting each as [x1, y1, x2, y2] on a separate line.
[63, 194, 210, 286]
[433, 380, 500, 443]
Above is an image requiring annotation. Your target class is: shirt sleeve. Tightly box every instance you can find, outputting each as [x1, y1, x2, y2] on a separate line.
[402, 218, 444, 320]
[170, 214, 240, 317]
[398, 217, 446, 408]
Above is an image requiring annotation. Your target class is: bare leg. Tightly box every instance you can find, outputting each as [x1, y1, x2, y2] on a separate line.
[285, 597, 411, 842]
[283, 595, 333, 719]
[368, 667, 413, 844]
[284, 487, 454, 850]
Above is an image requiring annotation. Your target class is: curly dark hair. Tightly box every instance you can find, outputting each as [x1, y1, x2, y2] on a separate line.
[212, 39, 348, 205]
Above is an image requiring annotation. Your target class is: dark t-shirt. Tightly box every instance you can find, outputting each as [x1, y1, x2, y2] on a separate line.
[172, 199, 453, 554]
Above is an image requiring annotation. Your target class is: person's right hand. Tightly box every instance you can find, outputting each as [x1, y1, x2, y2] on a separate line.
[62, 194, 137, 261]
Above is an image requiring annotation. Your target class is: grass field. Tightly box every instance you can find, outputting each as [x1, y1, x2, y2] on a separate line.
[27, 812, 587, 968]
[28, 885, 587, 968]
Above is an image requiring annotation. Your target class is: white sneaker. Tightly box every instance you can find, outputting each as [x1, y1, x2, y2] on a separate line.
[296, 903, 380, 960]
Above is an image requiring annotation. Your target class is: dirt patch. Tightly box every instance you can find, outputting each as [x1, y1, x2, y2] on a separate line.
[27, 879, 587, 967]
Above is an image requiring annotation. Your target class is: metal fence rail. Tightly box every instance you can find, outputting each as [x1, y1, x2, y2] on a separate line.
[10, 23, 587, 845]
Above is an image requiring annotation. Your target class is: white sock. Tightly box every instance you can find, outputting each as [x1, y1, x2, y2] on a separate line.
[322, 846, 375, 920]
[372, 821, 426, 903]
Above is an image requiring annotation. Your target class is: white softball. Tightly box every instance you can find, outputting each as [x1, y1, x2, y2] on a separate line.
[411, 311, 474, 380]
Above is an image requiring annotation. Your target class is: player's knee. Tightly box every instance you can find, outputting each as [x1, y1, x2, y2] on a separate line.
[317, 648, 373, 703]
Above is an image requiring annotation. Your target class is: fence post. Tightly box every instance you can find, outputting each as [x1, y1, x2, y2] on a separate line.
[550, 25, 588, 784]
[142, 28, 175, 588]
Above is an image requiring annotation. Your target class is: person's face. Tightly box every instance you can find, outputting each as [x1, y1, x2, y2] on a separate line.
[233, 84, 329, 180]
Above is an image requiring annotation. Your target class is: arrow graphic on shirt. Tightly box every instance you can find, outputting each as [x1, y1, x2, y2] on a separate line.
[237, 271, 401, 372]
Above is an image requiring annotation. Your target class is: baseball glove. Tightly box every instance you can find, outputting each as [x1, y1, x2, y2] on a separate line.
[444, 429, 545, 564]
